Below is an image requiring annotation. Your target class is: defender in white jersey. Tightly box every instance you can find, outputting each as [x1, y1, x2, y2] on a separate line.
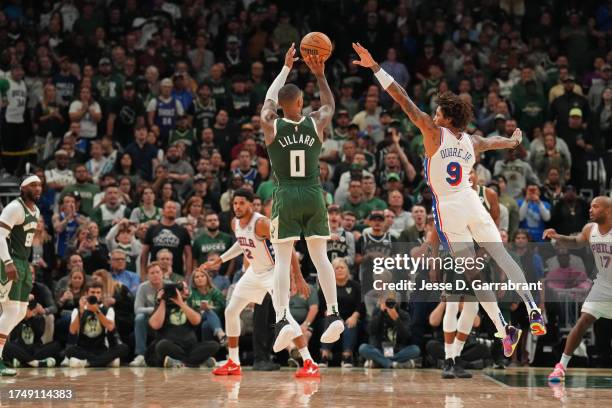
[202, 189, 320, 378]
[352, 42, 545, 359]
[544, 196, 612, 382]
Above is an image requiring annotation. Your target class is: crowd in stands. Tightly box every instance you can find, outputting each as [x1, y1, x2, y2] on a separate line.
[1, 0, 612, 369]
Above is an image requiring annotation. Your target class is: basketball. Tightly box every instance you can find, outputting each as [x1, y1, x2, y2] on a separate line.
[300, 32, 332, 61]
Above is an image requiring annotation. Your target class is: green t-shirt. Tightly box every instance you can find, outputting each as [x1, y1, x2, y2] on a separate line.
[364, 197, 388, 212]
[61, 183, 100, 216]
[192, 231, 235, 265]
[169, 128, 197, 147]
[289, 284, 319, 323]
[187, 287, 226, 316]
[341, 200, 371, 221]
[256, 179, 275, 202]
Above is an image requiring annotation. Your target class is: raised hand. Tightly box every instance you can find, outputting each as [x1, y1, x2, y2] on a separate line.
[284, 43, 299, 69]
[352, 42, 376, 68]
[542, 228, 558, 241]
[303, 55, 325, 76]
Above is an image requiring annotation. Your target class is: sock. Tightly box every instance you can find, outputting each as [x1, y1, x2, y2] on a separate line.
[480, 302, 507, 335]
[326, 304, 339, 316]
[560, 353, 572, 369]
[228, 347, 240, 365]
[482, 242, 537, 312]
[28, 360, 39, 367]
[272, 241, 294, 323]
[454, 339, 466, 358]
[306, 238, 338, 310]
[298, 347, 312, 362]
[444, 343, 455, 360]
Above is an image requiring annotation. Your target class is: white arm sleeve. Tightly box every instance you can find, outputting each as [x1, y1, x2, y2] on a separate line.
[220, 241, 243, 263]
[265, 65, 291, 104]
[0, 201, 24, 263]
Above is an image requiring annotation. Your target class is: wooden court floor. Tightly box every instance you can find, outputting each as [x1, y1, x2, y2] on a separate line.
[1, 366, 611, 407]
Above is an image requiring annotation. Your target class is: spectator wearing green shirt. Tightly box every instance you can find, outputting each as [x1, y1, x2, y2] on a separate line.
[192, 212, 235, 276]
[256, 179, 275, 202]
[168, 115, 197, 152]
[361, 175, 387, 212]
[91, 185, 130, 235]
[61, 163, 100, 217]
[341, 179, 371, 222]
[187, 268, 226, 344]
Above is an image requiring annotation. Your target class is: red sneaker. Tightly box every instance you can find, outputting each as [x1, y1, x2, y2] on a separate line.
[212, 359, 241, 376]
[295, 359, 320, 378]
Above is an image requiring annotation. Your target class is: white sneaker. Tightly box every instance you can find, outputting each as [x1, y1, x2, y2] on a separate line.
[163, 356, 184, 368]
[129, 355, 146, 367]
[69, 357, 87, 368]
[60, 357, 70, 367]
[110, 358, 120, 368]
[42, 358, 56, 368]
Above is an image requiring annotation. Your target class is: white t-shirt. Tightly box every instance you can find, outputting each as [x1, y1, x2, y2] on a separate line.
[5, 77, 27, 123]
[69, 100, 101, 139]
[44, 168, 75, 188]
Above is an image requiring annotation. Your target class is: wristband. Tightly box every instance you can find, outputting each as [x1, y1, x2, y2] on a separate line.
[3, 259, 13, 266]
[374, 68, 394, 90]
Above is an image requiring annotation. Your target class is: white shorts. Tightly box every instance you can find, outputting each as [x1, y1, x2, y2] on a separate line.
[582, 279, 612, 319]
[231, 266, 274, 304]
[432, 189, 501, 253]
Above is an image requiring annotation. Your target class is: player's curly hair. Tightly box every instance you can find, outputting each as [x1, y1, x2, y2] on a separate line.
[437, 91, 473, 130]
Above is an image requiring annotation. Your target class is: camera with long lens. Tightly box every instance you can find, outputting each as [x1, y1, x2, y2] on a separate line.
[87, 295, 98, 305]
[163, 282, 184, 301]
[27, 299, 37, 310]
[385, 298, 396, 309]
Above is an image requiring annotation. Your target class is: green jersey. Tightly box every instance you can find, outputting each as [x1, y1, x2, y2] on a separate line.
[267, 116, 322, 186]
[2, 198, 39, 260]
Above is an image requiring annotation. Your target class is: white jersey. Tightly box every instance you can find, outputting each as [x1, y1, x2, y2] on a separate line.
[234, 212, 275, 273]
[589, 224, 612, 284]
[425, 127, 475, 197]
[5, 77, 26, 123]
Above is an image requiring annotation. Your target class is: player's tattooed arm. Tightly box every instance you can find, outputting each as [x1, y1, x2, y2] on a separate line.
[254, 217, 271, 240]
[542, 223, 591, 248]
[261, 44, 298, 145]
[470, 128, 522, 153]
[352, 42, 439, 152]
[304, 55, 335, 140]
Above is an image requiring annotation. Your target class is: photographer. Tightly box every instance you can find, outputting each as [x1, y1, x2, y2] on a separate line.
[148, 281, 219, 368]
[358, 295, 420, 369]
[3, 297, 62, 368]
[64, 282, 129, 367]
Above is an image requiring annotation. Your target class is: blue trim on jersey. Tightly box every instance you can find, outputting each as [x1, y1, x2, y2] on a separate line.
[265, 239, 275, 261]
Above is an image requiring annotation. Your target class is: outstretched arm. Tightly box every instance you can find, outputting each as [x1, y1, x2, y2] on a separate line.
[352, 42, 439, 155]
[303, 55, 334, 140]
[470, 128, 522, 154]
[261, 44, 299, 146]
[542, 223, 592, 248]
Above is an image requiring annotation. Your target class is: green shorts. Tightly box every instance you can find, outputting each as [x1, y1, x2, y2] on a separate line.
[271, 184, 330, 243]
[0, 258, 32, 302]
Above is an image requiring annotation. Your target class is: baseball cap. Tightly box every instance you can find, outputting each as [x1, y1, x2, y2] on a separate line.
[368, 211, 385, 221]
[99, 57, 111, 66]
[194, 174, 207, 184]
[160, 78, 173, 87]
[55, 149, 68, 157]
[494, 113, 507, 121]
[569, 108, 582, 117]
[386, 172, 401, 182]
[227, 35, 240, 44]
[563, 75, 576, 83]
[124, 81, 135, 89]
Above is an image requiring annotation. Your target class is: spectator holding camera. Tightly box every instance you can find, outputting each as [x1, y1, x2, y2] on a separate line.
[148, 281, 219, 368]
[517, 183, 551, 242]
[105, 220, 142, 274]
[92, 269, 134, 345]
[359, 295, 420, 369]
[65, 282, 129, 368]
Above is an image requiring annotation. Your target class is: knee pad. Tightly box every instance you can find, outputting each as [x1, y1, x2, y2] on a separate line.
[443, 301, 459, 333]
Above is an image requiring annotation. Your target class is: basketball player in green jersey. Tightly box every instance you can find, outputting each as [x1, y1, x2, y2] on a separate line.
[0, 175, 42, 376]
[261, 44, 344, 351]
